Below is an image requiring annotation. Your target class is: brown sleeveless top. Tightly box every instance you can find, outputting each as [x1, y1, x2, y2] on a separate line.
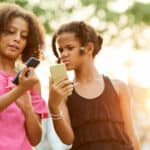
[67, 76, 134, 150]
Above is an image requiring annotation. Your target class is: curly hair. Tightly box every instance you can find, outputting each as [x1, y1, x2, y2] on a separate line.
[0, 3, 45, 62]
[52, 21, 103, 63]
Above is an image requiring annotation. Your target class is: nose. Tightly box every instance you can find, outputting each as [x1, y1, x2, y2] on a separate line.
[14, 32, 21, 43]
[61, 49, 69, 57]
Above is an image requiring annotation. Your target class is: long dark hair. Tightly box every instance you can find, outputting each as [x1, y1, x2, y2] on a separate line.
[0, 3, 45, 62]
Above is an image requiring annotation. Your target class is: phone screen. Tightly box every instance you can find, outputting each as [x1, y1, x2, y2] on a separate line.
[50, 63, 67, 83]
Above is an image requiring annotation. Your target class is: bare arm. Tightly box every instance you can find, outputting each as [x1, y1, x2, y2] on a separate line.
[0, 85, 28, 111]
[16, 79, 42, 146]
[112, 80, 141, 150]
[24, 105, 42, 146]
[48, 78, 74, 145]
[0, 67, 38, 111]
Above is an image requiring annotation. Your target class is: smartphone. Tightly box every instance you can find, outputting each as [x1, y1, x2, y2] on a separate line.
[12, 57, 40, 85]
[50, 63, 67, 83]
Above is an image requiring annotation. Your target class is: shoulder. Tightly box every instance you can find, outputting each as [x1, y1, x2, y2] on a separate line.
[111, 79, 128, 93]
[31, 80, 42, 95]
[104, 75, 127, 94]
[109, 78, 131, 103]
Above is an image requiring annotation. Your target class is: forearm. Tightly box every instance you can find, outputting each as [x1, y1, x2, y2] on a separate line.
[24, 110, 42, 146]
[132, 136, 141, 150]
[50, 107, 74, 145]
[0, 86, 26, 111]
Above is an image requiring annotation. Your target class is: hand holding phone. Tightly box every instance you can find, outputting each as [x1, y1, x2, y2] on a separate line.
[50, 63, 67, 83]
[12, 57, 40, 85]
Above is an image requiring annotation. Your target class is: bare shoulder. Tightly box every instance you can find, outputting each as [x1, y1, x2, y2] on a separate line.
[110, 78, 130, 102]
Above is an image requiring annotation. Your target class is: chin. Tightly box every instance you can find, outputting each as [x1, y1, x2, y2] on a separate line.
[6, 55, 18, 60]
[65, 65, 73, 71]
[67, 68, 73, 71]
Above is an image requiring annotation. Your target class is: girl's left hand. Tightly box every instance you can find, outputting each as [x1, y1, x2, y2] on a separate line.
[16, 92, 34, 115]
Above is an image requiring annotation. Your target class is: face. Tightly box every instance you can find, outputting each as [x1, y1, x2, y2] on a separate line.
[0, 17, 29, 60]
[57, 32, 84, 70]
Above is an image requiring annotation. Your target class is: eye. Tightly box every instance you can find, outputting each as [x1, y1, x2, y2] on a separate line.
[67, 46, 74, 51]
[21, 34, 28, 39]
[5, 28, 15, 34]
[58, 48, 63, 53]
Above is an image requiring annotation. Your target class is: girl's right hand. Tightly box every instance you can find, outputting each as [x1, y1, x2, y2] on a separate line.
[16, 91, 34, 115]
[18, 67, 39, 91]
[48, 78, 73, 110]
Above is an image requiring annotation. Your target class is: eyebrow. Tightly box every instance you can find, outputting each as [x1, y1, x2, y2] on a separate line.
[10, 25, 29, 33]
[65, 43, 75, 47]
[58, 44, 74, 51]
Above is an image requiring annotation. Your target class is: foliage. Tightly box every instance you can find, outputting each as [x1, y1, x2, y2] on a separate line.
[0, 0, 149, 33]
[127, 2, 150, 24]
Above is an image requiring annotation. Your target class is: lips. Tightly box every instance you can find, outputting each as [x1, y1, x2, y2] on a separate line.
[8, 44, 19, 51]
[62, 60, 70, 65]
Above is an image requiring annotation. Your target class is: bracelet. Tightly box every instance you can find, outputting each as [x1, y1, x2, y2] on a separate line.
[52, 116, 62, 120]
[50, 111, 63, 120]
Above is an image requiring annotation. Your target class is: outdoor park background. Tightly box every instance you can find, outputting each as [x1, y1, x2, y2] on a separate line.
[1, 0, 150, 149]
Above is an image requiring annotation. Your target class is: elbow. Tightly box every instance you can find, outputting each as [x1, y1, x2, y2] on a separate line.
[61, 133, 75, 145]
[63, 138, 74, 145]
[28, 130, 42, 146]
[30, 137, 42, 146]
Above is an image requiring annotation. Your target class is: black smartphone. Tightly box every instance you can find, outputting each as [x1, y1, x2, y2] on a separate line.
[12, 57, 40, 85]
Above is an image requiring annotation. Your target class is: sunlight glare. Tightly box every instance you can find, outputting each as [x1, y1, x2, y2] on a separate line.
[63, 0, 78, 9]
[31, 0, 40, 4]
[108, 0, 133, 13]
[131, 52, 150, 88]
[136, 0, 150, 3]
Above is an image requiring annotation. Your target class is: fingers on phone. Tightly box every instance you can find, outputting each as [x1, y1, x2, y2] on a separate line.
[20, 67, 34, 79]
[19, 67, 28, 78]
[27, 67, 34, 76]
[62, 82, 73, 96]
[56, 79, 72, 88]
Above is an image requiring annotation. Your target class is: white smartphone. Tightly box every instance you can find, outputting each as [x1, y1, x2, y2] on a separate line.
[50, 63, 67, 83]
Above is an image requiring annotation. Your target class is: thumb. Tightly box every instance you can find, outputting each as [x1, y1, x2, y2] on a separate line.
[49, 77, 54, 85]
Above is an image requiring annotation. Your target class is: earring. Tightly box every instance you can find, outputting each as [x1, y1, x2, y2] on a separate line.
[80, 47, 85, 51]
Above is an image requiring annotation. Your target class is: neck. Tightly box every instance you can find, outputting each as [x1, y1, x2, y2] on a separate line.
[74, 62, 100, 84]
[0, 56, 16, 73]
